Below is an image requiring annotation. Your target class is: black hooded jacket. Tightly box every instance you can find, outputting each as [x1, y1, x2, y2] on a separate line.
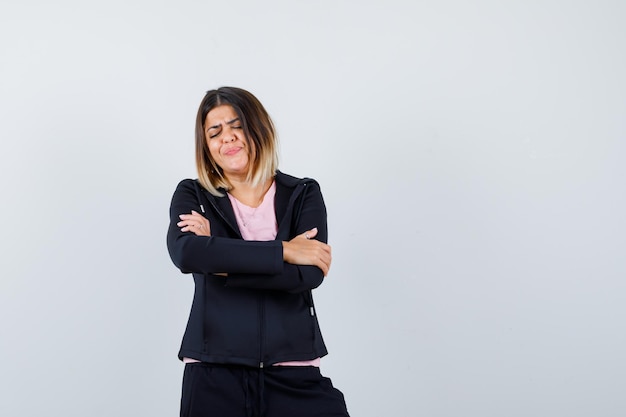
[167, 171, 329, 367]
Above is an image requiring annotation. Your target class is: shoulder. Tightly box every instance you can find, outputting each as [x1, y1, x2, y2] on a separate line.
[173, 178, 199, 193]
[275, 170, 320, 188]
[171, 178, 213, 201]
[172, 179, 226, 203]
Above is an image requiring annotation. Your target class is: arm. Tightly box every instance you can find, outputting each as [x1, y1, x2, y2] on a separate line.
[166, 180, 284, 275]
[225, 180, 331, 293]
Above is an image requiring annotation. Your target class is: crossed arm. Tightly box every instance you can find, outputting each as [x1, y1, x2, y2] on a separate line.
[167, 180, 332, 292]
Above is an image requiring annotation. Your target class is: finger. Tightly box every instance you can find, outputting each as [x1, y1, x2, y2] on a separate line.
[180, 223, 202, 231]
[320, 259, 329, 276]
[179, 215, 194, 223]
[319, 242, 331, 254]
[314, 242, 331, 257]
[180, 214, 199, 221]
[320, 252, 331, 269]
[191, 225, 206, 236]
[312, 250, 330, 276]
[304, 227, 318, 240]
[322, 250, 332, 272]
[178, 220, 199, 227]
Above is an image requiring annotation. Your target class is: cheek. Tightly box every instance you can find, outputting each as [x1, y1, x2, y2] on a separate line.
[207, 142, 220, 159]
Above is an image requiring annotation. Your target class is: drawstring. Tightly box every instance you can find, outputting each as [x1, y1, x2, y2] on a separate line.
[242, 367, 266, 417]
[259, 367, 266, 417]
[243, 370, 252, 417]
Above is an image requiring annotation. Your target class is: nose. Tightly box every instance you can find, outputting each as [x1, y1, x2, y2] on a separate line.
[223, 126, 236, 143]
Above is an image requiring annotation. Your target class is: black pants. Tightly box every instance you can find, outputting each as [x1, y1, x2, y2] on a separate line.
[180, 363, 350, 417]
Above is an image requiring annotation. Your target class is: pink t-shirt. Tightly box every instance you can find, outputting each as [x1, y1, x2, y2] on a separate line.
[184, 181, 320, 367]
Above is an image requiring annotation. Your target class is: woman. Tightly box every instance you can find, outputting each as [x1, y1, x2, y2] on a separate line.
[167, 86, 350, 417]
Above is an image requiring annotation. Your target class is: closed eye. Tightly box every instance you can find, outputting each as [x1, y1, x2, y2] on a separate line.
[207, 118, 241, 138]
[227, 118, 242, 129]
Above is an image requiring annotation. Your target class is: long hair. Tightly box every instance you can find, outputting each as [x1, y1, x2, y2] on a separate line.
[195, 86, 278, 196]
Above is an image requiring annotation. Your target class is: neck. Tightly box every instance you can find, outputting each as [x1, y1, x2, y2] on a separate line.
[228, 177, 273, 208]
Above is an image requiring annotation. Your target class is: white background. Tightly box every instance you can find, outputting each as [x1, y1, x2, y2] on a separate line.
[1, 1, 625, 416]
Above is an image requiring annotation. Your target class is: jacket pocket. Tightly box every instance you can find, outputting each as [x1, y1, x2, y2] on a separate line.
[202, 283, 259, 357]
[264, 292, 315, 357]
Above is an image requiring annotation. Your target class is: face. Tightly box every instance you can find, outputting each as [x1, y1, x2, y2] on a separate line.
[205, 105, 250, 180]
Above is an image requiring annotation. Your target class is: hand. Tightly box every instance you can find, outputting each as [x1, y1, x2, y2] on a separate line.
[177, 210, 211, 236]
[282, 227, 332, 276]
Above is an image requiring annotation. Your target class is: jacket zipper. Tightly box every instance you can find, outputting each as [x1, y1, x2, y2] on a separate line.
[195, 178, 312, 367]
[259, 293, 265, 368]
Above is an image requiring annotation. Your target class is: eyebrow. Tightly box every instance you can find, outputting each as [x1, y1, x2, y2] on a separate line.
[207, 117, 241, 131]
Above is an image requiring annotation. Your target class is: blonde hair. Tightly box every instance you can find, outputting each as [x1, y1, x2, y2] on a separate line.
[195, 87, 278, 196]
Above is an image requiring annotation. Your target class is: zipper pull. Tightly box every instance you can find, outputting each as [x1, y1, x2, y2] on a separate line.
[260, 361, 264, 369]
[200, 204, 205, 213]
[310, 306, 315, 316]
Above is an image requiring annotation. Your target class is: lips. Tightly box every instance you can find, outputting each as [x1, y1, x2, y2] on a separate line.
[223, 146, 242, 156]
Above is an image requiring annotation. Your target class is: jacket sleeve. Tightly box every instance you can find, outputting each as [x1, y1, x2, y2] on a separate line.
[224, 180, 329, 293]
[166, 179, 284, 275]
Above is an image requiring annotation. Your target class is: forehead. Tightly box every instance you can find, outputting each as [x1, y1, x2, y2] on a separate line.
[205, 104, 238, 126]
